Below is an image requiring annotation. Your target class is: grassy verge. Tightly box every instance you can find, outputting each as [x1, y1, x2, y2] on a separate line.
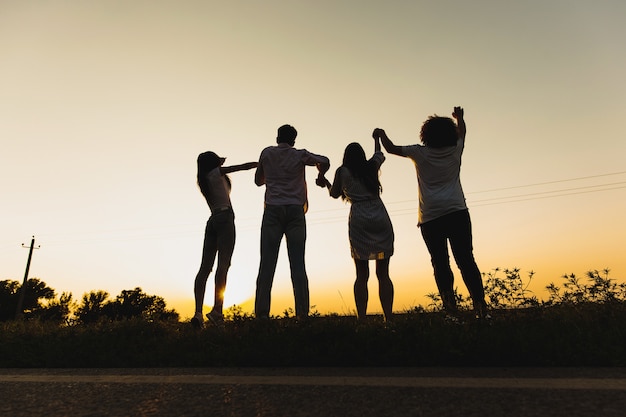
[1, 302, 625, 368]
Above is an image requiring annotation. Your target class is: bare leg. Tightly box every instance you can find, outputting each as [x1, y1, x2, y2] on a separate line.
[354, 259, 369, 320]
[194, 223, 218, 316]
[202, 212, 235, 323]
[375, 258, 394, 322]
[211, 220, 235, 316]
[194, 271, 209, 314]
[211, 256, 230, 315]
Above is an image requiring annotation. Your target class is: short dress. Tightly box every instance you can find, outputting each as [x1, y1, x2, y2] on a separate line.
[331, 152, 394, 260]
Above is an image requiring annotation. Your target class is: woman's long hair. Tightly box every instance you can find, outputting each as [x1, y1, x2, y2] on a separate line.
[197, 151, 230, 199]
[340, 142, 381, 200]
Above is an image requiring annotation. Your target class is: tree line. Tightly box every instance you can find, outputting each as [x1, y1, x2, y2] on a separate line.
[2, 269, 624, 325]
[0, 278, 179, 324]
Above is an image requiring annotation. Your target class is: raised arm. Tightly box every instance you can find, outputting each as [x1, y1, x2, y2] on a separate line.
[452, 106, 466, 139]
[374, 128, 403, 156]
[220, 161, 258, 175]
[373, 135, 381, 153]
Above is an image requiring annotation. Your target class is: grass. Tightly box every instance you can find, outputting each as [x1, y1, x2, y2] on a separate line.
[1, 301, 625, 368]
[2, 268, 625, 368]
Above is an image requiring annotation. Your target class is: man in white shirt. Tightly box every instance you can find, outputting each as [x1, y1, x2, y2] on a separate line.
[254, 124, 330, 319]
[376, 107, 489, 319]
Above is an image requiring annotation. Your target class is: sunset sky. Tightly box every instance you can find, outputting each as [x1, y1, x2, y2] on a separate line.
[2, 1, 625, 319]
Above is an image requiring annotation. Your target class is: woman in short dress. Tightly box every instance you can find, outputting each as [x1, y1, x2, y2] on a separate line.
[326, 135, 395, 322]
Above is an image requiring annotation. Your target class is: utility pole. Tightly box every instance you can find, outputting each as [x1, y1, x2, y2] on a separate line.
[15, 236, 40, 319]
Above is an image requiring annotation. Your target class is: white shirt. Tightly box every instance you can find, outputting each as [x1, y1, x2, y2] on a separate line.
[402, 136, 467, 225]
[204, 167, 231, 213]
[255, 143, 329, 207]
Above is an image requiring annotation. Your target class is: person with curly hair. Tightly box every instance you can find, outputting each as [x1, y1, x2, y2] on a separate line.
[375, 107, 489, 319]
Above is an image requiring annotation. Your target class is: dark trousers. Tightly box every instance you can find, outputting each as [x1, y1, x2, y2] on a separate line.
[420, 209, 486, 313]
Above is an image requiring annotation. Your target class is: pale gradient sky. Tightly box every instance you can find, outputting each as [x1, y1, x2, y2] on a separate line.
[2, 1, 625, 318]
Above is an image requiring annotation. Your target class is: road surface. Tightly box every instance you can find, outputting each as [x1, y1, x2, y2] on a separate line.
[1, 367, 625, 416]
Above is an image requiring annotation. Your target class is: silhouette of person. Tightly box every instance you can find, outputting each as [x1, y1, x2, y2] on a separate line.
[192, 151, 258, 328]
[254, 124, 330, 319]
[376, 106, 489, 319]
[321, 136, 395, 322]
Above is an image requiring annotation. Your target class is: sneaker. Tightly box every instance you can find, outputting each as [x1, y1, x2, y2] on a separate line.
[191, 312, 204, 329]
[206, 310, 224, 325]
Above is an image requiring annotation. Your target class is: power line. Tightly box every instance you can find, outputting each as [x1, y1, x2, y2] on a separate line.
[470, 184, 626, 207]
[467, 171, 626, 194]
[22, 171, 626, 244]
[468, 181, 626, 204]
[308, 175, 626, 223]
[358, 171, 626, 207]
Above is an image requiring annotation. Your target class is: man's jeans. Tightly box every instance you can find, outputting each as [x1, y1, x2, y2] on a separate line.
[254, 204, 309, 318]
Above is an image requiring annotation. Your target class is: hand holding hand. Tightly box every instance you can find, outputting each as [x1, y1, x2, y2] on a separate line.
[316, 174, 331, 189]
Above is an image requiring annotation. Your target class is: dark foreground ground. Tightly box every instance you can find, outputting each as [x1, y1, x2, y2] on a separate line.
[1, 367, 626, 417]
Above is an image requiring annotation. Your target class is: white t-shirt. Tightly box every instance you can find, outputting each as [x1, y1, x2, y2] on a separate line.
[204, 167, 232, 213]
[401, 136, 467, 225]
[255, 143, 329, 207]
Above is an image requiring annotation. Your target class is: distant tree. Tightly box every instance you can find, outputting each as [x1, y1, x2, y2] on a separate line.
[0, 280, 20, 320]
[33, 292, 75, 324]
[75, 290, 110, 324]
[0, 278, 57, 320]
[101, 287, 179, 322]
[2, 281, 179, 323]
